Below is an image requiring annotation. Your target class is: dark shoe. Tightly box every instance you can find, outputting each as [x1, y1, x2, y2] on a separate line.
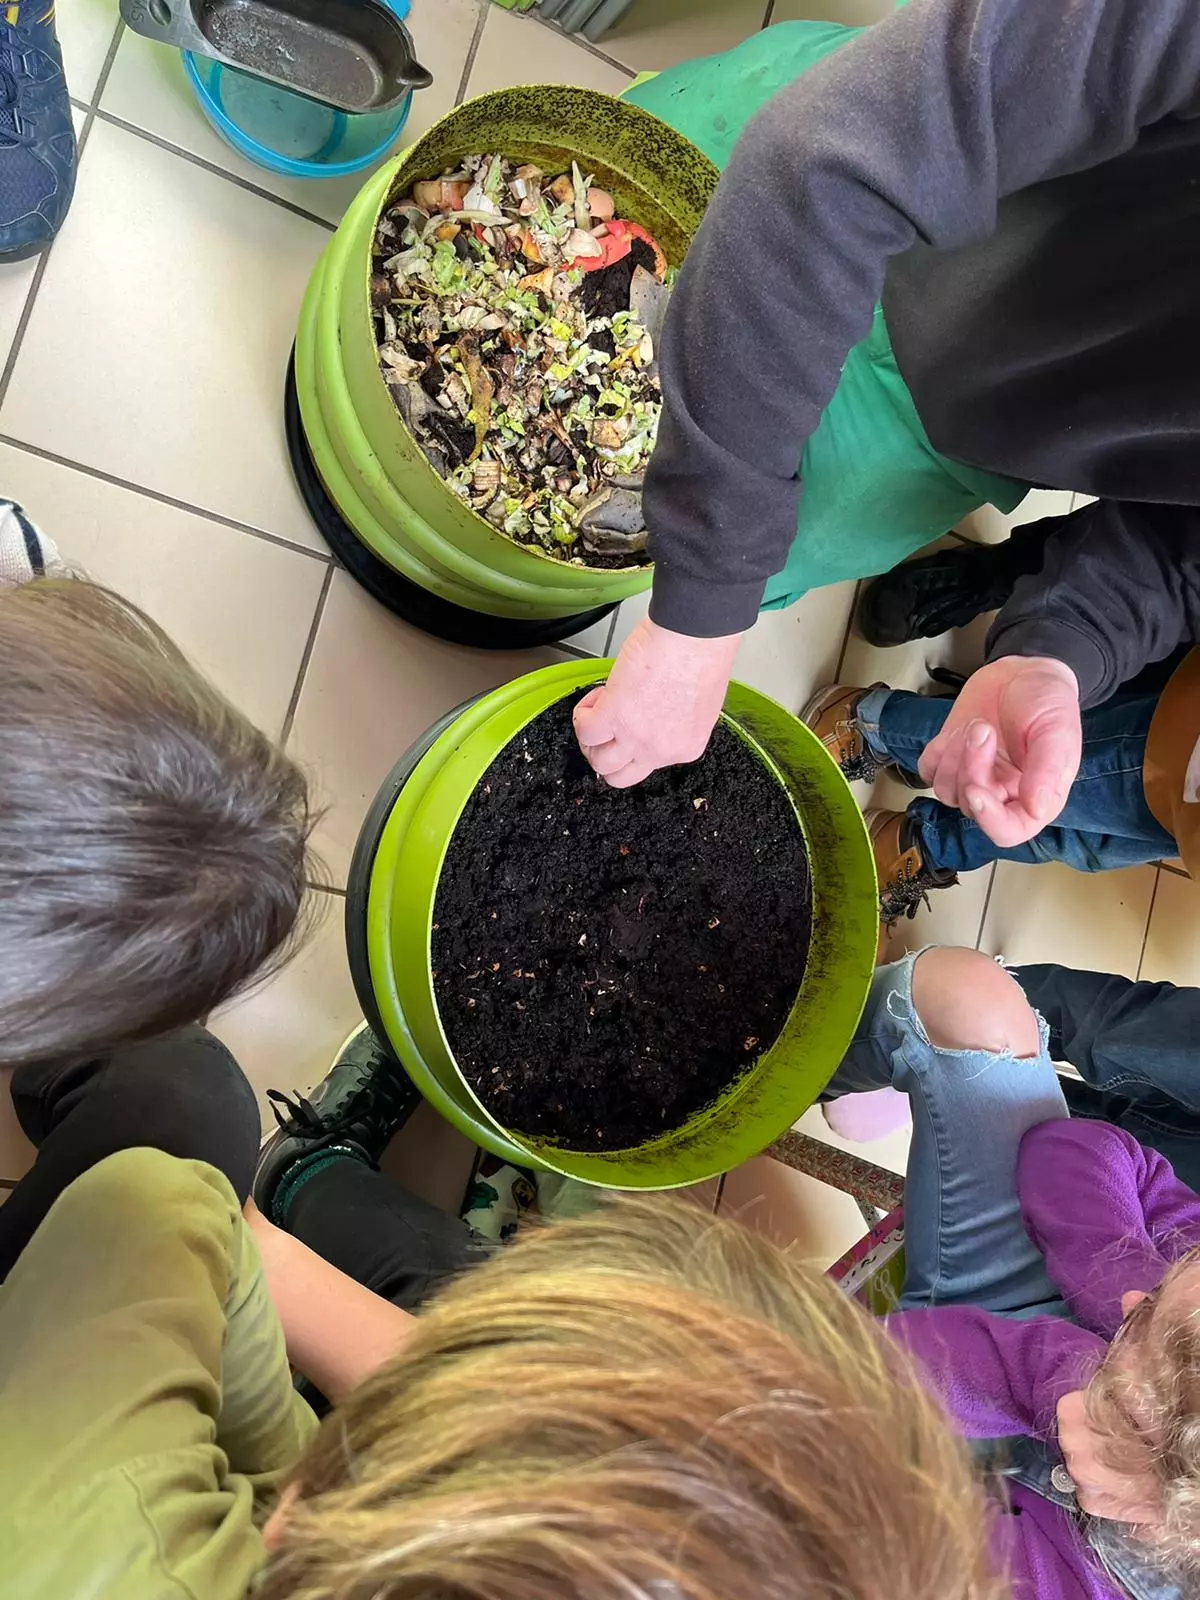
[867, 808, 958, 925]
[255, 1022, 420, 1222]
[857, 520, 1061, 648]
[802, 682, 925, 787]
[0, 2, 76, 260]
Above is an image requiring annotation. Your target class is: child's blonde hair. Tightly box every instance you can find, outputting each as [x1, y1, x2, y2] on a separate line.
[0, 578, 318, 1066]
[1084, 1242, 1200, 1577]
[263, 1197, 1006, 1600]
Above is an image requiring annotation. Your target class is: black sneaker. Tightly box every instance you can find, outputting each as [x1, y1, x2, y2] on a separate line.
[857, 517, 1063, 648]
[255, 1022, 420, 1222]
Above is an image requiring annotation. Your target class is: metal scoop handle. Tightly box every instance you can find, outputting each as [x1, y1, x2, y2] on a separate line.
[120, 0, 433, 114]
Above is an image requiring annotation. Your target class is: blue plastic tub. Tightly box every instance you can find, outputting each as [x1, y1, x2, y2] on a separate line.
[182, 0, 415, 179]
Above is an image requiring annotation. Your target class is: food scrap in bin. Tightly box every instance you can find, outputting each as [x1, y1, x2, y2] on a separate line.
[371, 152, 675, 566]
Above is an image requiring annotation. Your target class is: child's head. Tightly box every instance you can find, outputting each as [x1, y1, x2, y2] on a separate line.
[1075, 1243, 1200, 1576]
[261, 1198, 1004, 1600]
[0, 578, 318, 1067]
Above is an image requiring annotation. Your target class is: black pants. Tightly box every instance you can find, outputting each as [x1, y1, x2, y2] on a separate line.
[1014, 964, 1200, 1189]
[0, 1027, 479, 1303]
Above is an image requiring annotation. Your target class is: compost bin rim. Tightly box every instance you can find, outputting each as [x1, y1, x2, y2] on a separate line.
[359, 86, 720, 578]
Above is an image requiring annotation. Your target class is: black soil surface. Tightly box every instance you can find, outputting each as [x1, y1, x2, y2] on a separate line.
[432, 696, 812, 1152]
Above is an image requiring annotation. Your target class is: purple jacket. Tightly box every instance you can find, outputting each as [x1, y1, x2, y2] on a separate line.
[889, 1120, 1200, 1599]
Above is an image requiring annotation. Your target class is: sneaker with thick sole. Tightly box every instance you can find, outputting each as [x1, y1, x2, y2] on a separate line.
[254, 1021, 421, 1223]
[0, 3, 76, 260]
[857, 518, 1063, 649]
[867, 807, 958, 924]
[801, 682, 924, 787]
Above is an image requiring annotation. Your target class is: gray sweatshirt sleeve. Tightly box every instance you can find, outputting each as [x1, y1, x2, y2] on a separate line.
[644, 0, 1200, 637]
[986, 502, 1200, 709]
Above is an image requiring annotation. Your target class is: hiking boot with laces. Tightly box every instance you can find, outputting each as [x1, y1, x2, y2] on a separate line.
[254, 1021, 421, 1223]
[0, 2, 75, 260]
[867, 808, 958, 924]
[857, 518, 1063, 649]
[802, 682, 925, 787]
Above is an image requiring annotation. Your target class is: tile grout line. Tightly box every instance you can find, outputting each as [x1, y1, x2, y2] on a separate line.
[454, 2, 491, 104]
[0, 432, 333, 562]
[280, 563, 335, 745]
[1134, 865, 1161, 981]
[602, 605, 619, 655]
[972, 861, 998, 950]
[85, 106, 337, 232]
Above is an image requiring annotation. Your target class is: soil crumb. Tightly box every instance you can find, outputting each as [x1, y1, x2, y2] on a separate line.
[432, 695, 812, 1152]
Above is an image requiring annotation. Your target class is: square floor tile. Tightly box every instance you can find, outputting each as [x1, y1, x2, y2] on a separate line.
[0, 255, 39, 378]
[1137, 868, 1200, 986]
[60, 0, 120, 104]
[210, 888, 364, 1122]
[718, 1153, 870, 1268]
[598, 0, 770, 74]
[1, 118, 330, 552]
[286, 571, 559, 885]
[0, 442, 328, 735]
[978, 861, 1157, 977]
[465, 7, 632, 98]
[102, 0, 483, 227]
[957, 489, 1076, 545]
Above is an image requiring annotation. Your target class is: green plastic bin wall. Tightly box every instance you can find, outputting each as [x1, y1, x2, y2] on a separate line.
[356, 658, 879, 1188]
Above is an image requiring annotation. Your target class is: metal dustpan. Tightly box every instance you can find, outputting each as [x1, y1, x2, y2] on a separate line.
[119, 0, 433, 114]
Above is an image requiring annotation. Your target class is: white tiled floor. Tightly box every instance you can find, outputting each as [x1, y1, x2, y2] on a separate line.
[1, 3, 1191, 1256]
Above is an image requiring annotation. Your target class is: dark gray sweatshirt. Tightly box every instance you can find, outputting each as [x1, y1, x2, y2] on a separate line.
[645, 0, 1200, 637]
[988, 501, 1200, 708]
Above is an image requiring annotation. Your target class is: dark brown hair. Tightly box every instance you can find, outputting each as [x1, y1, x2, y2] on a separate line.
[263, 1197, 1006, 1600]
[0, 578, 319, 1066]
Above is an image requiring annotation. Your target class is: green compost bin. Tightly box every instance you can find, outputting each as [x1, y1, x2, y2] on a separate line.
[293, 86, 717, 626]
[351, 659, 878, 1190]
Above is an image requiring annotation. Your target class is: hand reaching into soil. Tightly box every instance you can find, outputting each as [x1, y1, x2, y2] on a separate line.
[917, 656, 1082, 847]
[574, 617, 744, 787]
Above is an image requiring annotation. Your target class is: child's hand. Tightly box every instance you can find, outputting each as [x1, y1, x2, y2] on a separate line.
[1056, 1389, 1161, 1525]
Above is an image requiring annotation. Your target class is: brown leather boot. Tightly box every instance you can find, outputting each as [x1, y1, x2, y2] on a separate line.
[867, 808, 958, 924]
[802, 683, 886, 783]
[802, 683, 924, 787]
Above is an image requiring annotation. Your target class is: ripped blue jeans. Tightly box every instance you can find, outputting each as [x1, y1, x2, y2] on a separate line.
[825, 952, 1069, 1315]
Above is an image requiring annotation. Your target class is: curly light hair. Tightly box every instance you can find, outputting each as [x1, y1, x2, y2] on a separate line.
[1084, 1241, 1200, 1579]
[262, 1197, 1006, 1600]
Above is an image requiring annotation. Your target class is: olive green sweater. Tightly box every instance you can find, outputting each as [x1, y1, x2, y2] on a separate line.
[0, 1148, 318, 1600]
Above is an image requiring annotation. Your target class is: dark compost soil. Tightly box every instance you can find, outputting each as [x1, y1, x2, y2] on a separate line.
[432, 695, 812, 1152]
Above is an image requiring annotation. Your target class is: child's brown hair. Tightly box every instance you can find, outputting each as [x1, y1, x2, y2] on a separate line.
[1084, 1242, 1200, 1578]
[0, 578, 318, 1066]
[262, 1197, 1006, 1600]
